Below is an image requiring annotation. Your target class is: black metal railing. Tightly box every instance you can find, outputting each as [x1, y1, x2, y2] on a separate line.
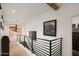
[33, 38, 62, 56]
[17, 34, 62, 56]
[17, 34, 32, 51]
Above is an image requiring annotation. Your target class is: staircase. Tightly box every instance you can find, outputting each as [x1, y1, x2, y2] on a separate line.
[17, 35, 32, 52]
[20, 42, 27, 47]
[20, 41, 32, 51]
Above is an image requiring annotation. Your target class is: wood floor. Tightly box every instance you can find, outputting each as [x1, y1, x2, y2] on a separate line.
[73, 50, 79, 56]
[10, 42, 32, 56]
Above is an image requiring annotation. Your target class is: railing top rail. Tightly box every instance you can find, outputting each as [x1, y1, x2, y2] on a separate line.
[34, 37, 62, 42]
[51, 38, 62, 42]
[37, 38, 50, 41]
[17, 34, 62, 42]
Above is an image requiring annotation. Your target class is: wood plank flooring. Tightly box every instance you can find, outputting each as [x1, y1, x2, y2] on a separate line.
[10, 42, 32, 56]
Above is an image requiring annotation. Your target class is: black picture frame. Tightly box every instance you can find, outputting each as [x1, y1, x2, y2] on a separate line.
[43, 20, 57, 36]
[77, 24, 79, 28]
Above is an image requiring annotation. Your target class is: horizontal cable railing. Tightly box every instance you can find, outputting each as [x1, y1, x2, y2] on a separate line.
[17, 34, 62, 56]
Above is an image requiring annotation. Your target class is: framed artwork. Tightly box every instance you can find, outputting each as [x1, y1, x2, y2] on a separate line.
[9, 24, 22, 33]
[43, 20, 57, 36]
[77, 24, 79, 28]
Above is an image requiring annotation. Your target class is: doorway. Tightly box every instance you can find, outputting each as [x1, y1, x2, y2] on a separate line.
[72, 15, 79, 56]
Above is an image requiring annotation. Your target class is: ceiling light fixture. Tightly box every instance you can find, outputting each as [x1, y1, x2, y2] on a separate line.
[12, 10, 15, 13]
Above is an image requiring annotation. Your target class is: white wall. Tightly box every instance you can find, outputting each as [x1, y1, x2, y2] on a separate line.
[25, 3, 79, 56]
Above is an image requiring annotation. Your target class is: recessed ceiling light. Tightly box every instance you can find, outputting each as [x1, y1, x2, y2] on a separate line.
[12, 10, 15, 13]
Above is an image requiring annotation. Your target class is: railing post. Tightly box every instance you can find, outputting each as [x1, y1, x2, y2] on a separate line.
[50, 41, 52, 56]
[24, 35, 26, 46]
[60, 38, 62, 56]
[24, 35, 25, 42]
[32, 37, 34, 53]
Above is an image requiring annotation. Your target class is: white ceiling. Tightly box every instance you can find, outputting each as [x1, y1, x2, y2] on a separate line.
[1, 3, 79, 25]
[1, 3, 54, 25]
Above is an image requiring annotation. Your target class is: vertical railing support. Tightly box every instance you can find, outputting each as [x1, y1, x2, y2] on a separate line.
[24, 35, 25, 42]
[50, 41, 52, 56]
[24, 35, 26, 46]
[60, 38, 62, 55]
[32, 38, 34, 53]
[31, 37, 34, 53]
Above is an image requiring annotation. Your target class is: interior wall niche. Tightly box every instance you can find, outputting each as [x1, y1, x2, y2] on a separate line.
[72, 16, 79, 32]
[72, 15, 79, 56]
